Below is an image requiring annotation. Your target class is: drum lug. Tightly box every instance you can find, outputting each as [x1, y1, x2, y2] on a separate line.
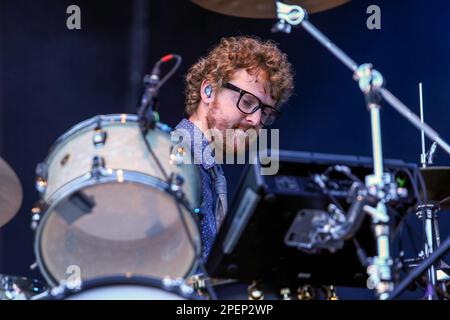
[31, 200, 45, 230]
[170, 173, 184, 190]
[35, 163, 48, 193]
[169, 174, 186, 201]
[49, 283, 69, 299]
[91, 156, 106, 178]
[93, 127, 107, 148]
[169, 146, 186, 166]
[162, 277, 194, 296]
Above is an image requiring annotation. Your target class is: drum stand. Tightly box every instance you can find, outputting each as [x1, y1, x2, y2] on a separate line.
[271, 1, 450, 299]
[413, 203, 450, 299]
[414, 88, 450, 299]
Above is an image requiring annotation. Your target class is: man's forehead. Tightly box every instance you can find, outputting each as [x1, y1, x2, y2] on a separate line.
[231, 69, 275, 103]
[232, 68, 266, 83]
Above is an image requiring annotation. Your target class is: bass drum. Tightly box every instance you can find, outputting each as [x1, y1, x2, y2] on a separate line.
[33, 114, 201, 287]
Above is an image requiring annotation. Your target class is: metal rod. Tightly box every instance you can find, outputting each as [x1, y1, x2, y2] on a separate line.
[370, 107, 384, 180]
[368, 105, 393, 300]
[424, 210, 437, 299]
[376, 225, 392, 299]
[419, 83, 427, 167]
[301, 21, 358, 72]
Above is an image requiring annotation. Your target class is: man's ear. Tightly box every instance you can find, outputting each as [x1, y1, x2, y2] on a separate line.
[200, 80, 214, 103]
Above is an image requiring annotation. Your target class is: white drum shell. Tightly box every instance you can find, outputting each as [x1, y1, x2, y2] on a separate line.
[35, 114, 201, 286]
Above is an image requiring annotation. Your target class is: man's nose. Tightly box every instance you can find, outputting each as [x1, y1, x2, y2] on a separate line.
[245, 109, 262, 126]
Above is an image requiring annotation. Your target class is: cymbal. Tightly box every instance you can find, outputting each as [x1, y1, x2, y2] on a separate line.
[191, 0, 351, 19]
[420, 167, 450, 210]
[0, 157, 22, 227]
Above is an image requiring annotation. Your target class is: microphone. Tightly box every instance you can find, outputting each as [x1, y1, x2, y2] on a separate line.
[138, 54, 179, 131]
[144, 54, 176, 88]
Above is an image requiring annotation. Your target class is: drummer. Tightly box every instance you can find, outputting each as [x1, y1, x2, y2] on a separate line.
[173, 36, 294, 263]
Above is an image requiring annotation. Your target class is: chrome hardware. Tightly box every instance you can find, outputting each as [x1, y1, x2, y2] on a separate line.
[35, 163, 48, 193]
[170, 174, 185, 190]
[323, 285, 339, 300]
[169, 146, 185, 166]
[29, 262, 39, 271]
[161, 276, 194, 296]
[31, 200, 45, 230]
[297, 284, 315, 300]
[92, 117, 107, 148]
[280, 288, 292, 300]
[93, 129, 107, 148]
[248, 281, 264, 300]
[91, 156, 106, 178]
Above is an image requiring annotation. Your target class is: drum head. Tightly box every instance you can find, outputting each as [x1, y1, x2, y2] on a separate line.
[36, 179, 200, 285]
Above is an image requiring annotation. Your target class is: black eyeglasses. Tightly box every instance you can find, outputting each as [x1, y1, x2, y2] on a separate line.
[223, 82, 280, 126]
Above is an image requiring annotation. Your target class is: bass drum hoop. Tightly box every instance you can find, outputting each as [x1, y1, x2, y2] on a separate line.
[40, 275, 203, 300]
[44, 114, 166, 163]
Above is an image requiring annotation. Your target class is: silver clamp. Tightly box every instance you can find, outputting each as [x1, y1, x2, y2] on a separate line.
[272, 1, 307, 34]
[353, 63, 384, 109]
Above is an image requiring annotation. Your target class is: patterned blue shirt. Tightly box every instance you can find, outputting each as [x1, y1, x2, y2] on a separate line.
[174, 119, 222, 262]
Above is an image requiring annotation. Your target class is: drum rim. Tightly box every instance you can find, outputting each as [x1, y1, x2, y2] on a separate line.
[46, 114, 136, 162]
[34, 170, 201, 287]
[41, 275, 203, 300]
[44, 114, 173, 166]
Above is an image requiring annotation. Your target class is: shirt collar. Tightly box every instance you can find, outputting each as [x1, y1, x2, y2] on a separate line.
[174, 118, 217, 170]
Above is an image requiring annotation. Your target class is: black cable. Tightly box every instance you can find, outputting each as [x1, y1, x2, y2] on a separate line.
[310, 169, 345, 213]
[154, 55, 182, 93]
[139, 127, 169, 181]
[333, 165, 363, 183]
[139, 55, 182, 129]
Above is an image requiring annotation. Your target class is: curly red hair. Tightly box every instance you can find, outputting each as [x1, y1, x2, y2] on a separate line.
[185, 36, 294, 115]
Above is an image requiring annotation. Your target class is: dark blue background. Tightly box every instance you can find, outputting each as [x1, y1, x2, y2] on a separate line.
[0, 0, 449, 299]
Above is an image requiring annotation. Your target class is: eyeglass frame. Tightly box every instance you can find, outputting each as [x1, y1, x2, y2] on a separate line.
[222, 82, 281, 126]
